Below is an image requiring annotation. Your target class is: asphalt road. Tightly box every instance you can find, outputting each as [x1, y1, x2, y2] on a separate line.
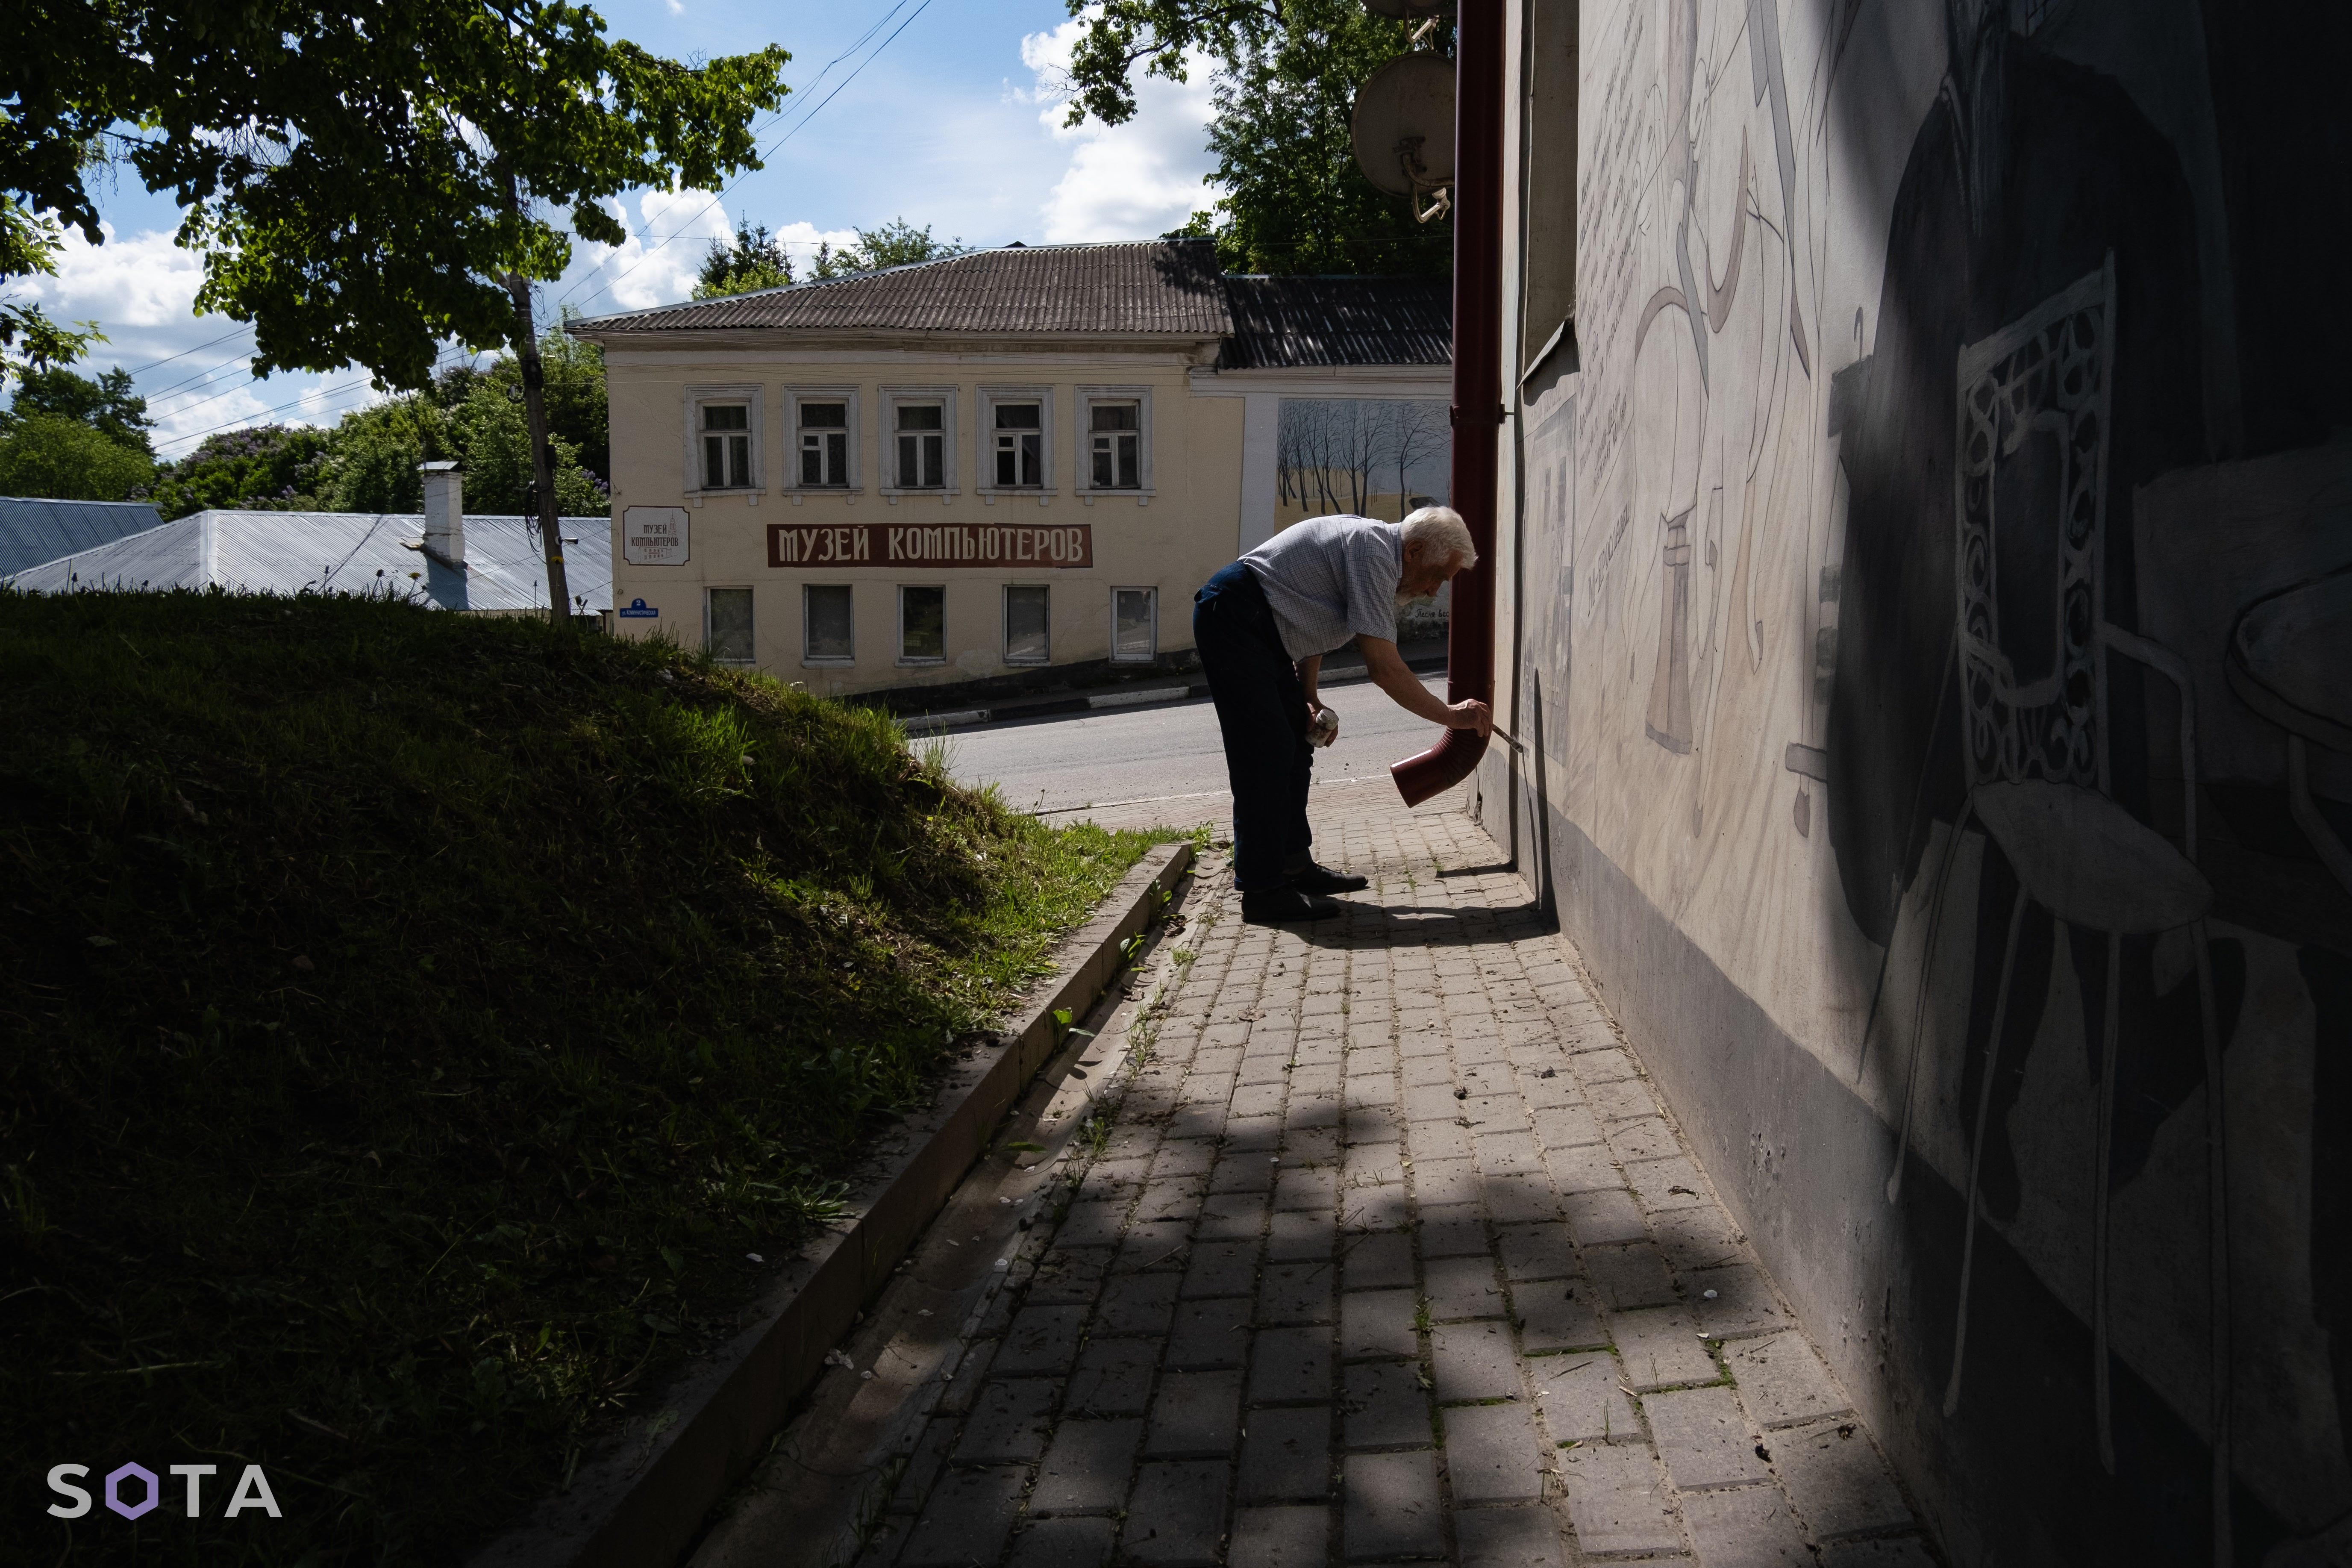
[941, 674, 1452, 820]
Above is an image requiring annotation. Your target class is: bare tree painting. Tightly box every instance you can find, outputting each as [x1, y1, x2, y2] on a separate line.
[1277, 399, 1451, 524]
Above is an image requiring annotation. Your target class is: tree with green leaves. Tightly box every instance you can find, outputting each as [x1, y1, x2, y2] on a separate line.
[1065, 0, 1450, 276]
[0, 414, 154, 501]
[6, 1, 788, 622]
[697, 217, 796, 298]
[0, 199, 100, 388]
[0, 363, 157, 500]
[138, 424, 335, 518]
[2, 365, 155, 453]
[139, 321, 610, 519]
[810, 217, 970, 280]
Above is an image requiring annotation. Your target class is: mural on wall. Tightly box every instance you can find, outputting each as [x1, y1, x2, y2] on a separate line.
[1274, 399, 1450, 527]
[1531, 0, 2352, 1558]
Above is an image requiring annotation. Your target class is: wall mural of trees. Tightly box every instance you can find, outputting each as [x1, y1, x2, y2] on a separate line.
[1275, 397, 1449, 525]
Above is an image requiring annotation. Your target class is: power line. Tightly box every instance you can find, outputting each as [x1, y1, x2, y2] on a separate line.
[556, 0, 938, 319]
[122, 324, 254, 377]
[151, 343, 474, 457]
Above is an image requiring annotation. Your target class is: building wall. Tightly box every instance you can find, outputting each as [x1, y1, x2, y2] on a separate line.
[600, 350, 1245, 696]
[1486, 1, 2352, 1563]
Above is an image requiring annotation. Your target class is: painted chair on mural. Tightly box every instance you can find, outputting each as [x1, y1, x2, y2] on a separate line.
[1892, 257, 2234, 1564]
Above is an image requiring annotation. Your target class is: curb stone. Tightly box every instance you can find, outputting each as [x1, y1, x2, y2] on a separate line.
[686, 859, 1220, 1568]
[468, 842, 1195, 1568]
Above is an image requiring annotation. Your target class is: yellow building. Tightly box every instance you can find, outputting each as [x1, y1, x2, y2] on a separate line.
[569, 241, 1446, 698]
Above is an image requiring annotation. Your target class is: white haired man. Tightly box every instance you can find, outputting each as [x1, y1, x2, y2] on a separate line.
[1193, 506, 1491, 924]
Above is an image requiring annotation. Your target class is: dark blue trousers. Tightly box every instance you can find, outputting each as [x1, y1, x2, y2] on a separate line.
[1194, 561, 1313, 892]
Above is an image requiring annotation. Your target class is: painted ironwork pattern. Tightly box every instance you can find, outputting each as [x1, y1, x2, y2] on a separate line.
[1952, 259, 2116, 793]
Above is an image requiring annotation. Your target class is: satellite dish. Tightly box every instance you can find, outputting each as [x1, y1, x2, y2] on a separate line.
[1352, 53, 1456, 207]
[1361, 0, 1451, 15]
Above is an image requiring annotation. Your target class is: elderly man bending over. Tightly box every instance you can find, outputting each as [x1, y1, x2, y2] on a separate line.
[1192, 506, 1490, 924]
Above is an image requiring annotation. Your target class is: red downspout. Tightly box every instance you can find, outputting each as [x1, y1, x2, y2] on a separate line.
[1392, 0, 1505, 807]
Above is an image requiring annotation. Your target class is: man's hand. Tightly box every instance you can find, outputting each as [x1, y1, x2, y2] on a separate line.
[1308, 704, 1340, 747]
[1358, 635, 1489, 737]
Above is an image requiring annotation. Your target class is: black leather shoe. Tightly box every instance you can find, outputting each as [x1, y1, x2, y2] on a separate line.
[1291, 860, 1370, 894]
[1241, 887, 1345, 924]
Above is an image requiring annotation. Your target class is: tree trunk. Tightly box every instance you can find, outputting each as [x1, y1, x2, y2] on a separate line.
[500, 166, 572, 629]
[505, 272, 573, 628]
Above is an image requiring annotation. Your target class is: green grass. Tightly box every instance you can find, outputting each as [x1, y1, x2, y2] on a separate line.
[0, 590, 1158, 1565]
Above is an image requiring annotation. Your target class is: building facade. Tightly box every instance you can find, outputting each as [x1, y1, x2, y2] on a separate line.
[1470, 3, 2352, 1564]
[571, 242, 1448, 698]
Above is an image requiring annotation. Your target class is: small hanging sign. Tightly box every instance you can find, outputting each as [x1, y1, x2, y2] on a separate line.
[623, 506, 690, 565]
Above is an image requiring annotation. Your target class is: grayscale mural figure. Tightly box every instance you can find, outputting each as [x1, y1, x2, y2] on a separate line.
[1492, 0, 2352, 1562]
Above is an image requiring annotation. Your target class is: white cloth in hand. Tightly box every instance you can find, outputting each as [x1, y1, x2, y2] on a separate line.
[1308, 705, 1340, 747]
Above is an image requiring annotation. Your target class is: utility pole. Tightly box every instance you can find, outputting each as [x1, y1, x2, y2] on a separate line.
[503, 168, 572, 628]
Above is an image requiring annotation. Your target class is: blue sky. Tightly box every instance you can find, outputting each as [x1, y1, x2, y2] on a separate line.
[19, 2, 1220, 458]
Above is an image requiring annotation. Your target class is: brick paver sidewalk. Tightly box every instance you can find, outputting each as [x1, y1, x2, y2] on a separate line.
[861, 798, 1938, 1568]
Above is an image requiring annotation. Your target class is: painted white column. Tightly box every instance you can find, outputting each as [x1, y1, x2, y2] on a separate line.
[1237, 392, 1282, 555]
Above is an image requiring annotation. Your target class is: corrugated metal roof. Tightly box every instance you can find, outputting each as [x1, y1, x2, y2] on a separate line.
[0, 496, 168, 576]
[571, 240, 1232, 338]
[5, 510, 612, 614]
[1218, 276, 1452, 369]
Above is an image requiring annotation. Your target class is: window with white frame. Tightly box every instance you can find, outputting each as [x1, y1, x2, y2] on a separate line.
[1112, 587, 1157, 662]
[895, 403, 946, 489]
[1088, 399, 1143, 490]
[1004, 584, 1050, 665]
[993, 401, 1044, 488]
[706, 586, 755, 663]
[703, 405, 753, 490]
[798, 400, 850, 487]
[686, 385, 762, 495]
[899, 585, 946, 662]
[979, 388, 1053, 495]
[803, 583, 854, 663]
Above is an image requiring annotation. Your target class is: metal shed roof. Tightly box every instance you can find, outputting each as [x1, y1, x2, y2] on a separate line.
[570, 240, 1234, 339]
[5, 510, 612, 614]
[0, 496, 168, 576]
[1217, 276, 1453, 370]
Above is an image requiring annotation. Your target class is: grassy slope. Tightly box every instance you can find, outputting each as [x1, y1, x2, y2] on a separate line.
[0, 591, 1157, 1565]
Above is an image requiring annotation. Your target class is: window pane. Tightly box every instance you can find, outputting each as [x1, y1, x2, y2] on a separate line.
[704, 403, 750, 431]
[1114, 588, 1156, 660]
[804, 584, 853, 660]
[1091, 436, 1112, 490]
[801, 433, 824, 486]
[826, 431, 847, 483]
[799, 402, 846, 429]
[994, 402, 1040, 430]
[706, 434, 727, 490]
[901, 585, 945, 661]
[1089, 402, 1138, 431]
[1005, 585, 1050, 664]
[708, 587, 755, 663]
[896, 404, 943, 431]
[1116, 432, 1138, 489]
[899, 430, 944, 489]
[728, 432, 751, 488]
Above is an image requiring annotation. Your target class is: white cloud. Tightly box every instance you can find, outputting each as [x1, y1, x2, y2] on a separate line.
[1019, 21, 1221, 244]
[8, 221, 326, 453]
[21, 221, 208, 332]
[559, 190, 861, 315]
[564, 188, 737, 312]
[665, 0, 683, 12]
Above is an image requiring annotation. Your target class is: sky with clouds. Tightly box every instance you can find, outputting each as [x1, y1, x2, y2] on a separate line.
[13, 2, 1221, 458]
